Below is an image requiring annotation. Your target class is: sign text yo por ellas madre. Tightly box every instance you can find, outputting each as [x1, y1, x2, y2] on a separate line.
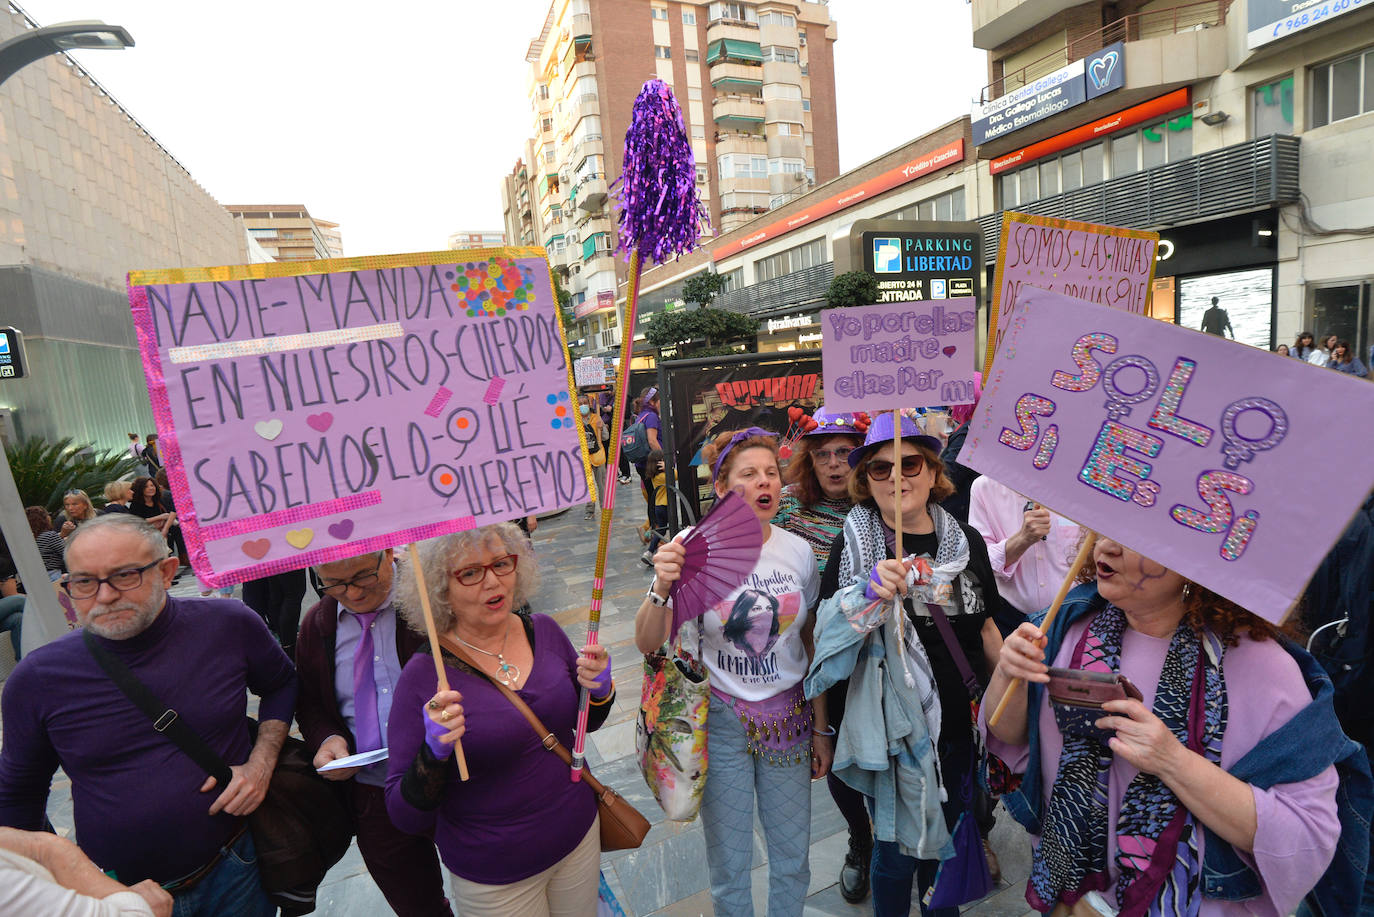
[961, 287, 1374, 621]
[127, 249, 592, 587]
[985, 212, 1158, 372]
[821, 297, 978, 412]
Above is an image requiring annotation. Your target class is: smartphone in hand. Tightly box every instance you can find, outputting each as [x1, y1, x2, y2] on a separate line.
[1046, 667, 1143, 744]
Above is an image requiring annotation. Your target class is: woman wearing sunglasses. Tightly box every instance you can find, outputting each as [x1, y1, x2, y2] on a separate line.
[807, 411, 1004, 917]
[385, 523, 614, 917]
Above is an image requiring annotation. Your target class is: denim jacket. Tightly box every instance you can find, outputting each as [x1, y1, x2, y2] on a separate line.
[998, 583, 1372, 912]
[806, 585, 954, 862]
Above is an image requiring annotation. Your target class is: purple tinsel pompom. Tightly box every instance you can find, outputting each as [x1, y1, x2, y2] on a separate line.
[614, 79, 710, 265]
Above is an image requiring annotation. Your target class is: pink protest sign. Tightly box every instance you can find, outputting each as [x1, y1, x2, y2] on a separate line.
[985, 212, 1158, 371]
[127, 249, 592, 587]
[821, 297, 978, 412]
[962, 287, 1374, 620]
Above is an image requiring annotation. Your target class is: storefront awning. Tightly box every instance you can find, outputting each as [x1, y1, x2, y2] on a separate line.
[707, 39, 763, 63]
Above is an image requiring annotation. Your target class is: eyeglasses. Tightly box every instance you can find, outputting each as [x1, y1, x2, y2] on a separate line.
[866, 454, 926, 482]
[451, 554, 519, 587]
[319, 555, 386, 597]
[62, 559, 165, 600]
[812, 447, 854, 464]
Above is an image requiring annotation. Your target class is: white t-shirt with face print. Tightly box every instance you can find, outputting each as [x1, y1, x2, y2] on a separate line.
[692, 524, 820, 702]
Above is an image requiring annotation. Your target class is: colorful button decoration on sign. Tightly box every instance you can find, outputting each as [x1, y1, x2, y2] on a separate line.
[546, 390, 574, 429]
[449, 259, 538, 318]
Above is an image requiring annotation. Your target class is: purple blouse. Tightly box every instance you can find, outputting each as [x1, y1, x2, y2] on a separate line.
[384, 613, 598, 884]
[982, 623, 1341, 917]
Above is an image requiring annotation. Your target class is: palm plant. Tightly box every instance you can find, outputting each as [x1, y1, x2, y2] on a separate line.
[5, 437, 140, 513]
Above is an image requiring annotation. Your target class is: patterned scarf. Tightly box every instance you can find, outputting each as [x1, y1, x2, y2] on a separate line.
[837, 501, 975, 614]
[1028, 604, 1227, 917]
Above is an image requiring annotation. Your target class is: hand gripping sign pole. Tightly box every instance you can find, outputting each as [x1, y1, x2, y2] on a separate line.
[570, 79, 709, 782]
[408, 543, 470, 781]
[987, 530, 1097, 728]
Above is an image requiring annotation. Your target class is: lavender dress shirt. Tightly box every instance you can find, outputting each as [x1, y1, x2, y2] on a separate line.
[333, 592, 403, 786]
[968, 475, 1083, 616]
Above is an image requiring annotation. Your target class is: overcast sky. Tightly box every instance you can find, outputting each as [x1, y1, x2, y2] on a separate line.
[18, 0, 987, 259]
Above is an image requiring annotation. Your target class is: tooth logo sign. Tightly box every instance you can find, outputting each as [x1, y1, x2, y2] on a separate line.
[1089, 50, 1120, 91]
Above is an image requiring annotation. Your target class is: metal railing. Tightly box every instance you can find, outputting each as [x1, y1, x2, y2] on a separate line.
[978, 134, 1300, 261]
[981, 0, 1233, 104]
[714, 262, 835, 315]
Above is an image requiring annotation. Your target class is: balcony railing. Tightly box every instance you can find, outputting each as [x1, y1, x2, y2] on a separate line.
[714, 262, 835, 315]
[977, 134, 1300, 262]
[981, 0, 1233, 103]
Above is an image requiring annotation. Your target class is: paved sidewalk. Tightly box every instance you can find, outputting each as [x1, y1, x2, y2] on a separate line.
[1, 484, 1039, 915]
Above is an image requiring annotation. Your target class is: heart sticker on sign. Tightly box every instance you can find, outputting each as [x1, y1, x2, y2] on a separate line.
[306, 412, 333, 433]
[285, 528, 314, 549]
[327, 519, 355, 540]
[943, 346, 958, 358]
[254, 419, 284, 440]
[241, 538, 270, 559]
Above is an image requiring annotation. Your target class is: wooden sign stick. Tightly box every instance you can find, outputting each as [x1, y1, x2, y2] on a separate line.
[407, 542, 470, 781]
[988, 530, 1098, 728]
[893, 413, 904, 560]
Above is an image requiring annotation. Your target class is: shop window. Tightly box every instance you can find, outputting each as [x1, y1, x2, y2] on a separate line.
[1252, 75, 1294, 136]
[1039, 160, 1060, 197]
[1082, 143, 1105, 184]
[1177, 268, 1275, 350]
[1141, 121, 1168, 170]
[999, 173, 1017, 209]
[1312, 48, 1374, 128]
[1112, 133, 1139, 177]
[1019, 165, 1039, 201]
[1061, 150, 1083, 191]
[1310, 282, 1371, 362]
[1165, 113, 1193, 161]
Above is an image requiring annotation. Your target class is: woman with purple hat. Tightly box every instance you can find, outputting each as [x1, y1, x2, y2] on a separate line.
[637, 427, 828, 917]
[776, 407, 878, 902]
[806, 411, 1004, 917]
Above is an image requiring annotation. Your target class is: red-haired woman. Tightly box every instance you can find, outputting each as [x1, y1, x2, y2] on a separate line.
[637, 428, 827, 917]
[984, 537, 1349, 916]
[775, 408, 874, 901]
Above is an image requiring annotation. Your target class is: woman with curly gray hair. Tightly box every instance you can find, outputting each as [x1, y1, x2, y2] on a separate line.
[384, 522, 615, 917]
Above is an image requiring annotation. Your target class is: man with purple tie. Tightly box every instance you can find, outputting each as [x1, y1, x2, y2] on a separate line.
[295, 549, 452, 916]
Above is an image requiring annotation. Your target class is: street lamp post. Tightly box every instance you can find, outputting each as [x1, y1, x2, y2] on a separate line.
[0, 18, 133, 656]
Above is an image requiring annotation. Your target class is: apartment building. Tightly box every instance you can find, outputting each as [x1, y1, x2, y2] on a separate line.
[502, 0, 840, 355]
[969, 0, 1374, 356]
[223, 204, 343, 262]
[448, 229, 508, 250]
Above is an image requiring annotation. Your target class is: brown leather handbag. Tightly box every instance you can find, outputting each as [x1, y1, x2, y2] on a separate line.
[438, 635, 650, 851]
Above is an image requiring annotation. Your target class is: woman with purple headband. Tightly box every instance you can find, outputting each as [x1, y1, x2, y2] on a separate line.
[636, 427, 827, 917]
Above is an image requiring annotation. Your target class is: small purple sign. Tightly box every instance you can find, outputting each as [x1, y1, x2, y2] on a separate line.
[127, 250, 591, 588]
[820, 297, 978, 412]
[962, 287, 1374, 621]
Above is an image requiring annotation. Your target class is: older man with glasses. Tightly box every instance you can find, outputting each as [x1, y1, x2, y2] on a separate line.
[0, 514, 296, 917]
[294, 548, 453, 916]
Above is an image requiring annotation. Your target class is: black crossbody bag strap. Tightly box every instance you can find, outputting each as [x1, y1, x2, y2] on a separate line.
[82, 629, 233, 786]
[925, 602, 982, 699]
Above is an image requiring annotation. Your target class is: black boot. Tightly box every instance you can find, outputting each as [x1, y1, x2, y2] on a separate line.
[839, 831, 872, 903]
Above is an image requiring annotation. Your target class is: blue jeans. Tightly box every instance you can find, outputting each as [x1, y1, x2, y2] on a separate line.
[870, 841, 957, 917]
[0, 595, 24, 660]
[701, 694, 811, 917]
[171, 830, 274, 917]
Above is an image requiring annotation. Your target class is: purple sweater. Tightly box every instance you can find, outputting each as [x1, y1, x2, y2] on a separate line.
[385, 613, 600, 884]
[0, 596, 297, 884]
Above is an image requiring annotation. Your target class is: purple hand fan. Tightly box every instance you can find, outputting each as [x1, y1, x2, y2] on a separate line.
[669, 490, 763, 640]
